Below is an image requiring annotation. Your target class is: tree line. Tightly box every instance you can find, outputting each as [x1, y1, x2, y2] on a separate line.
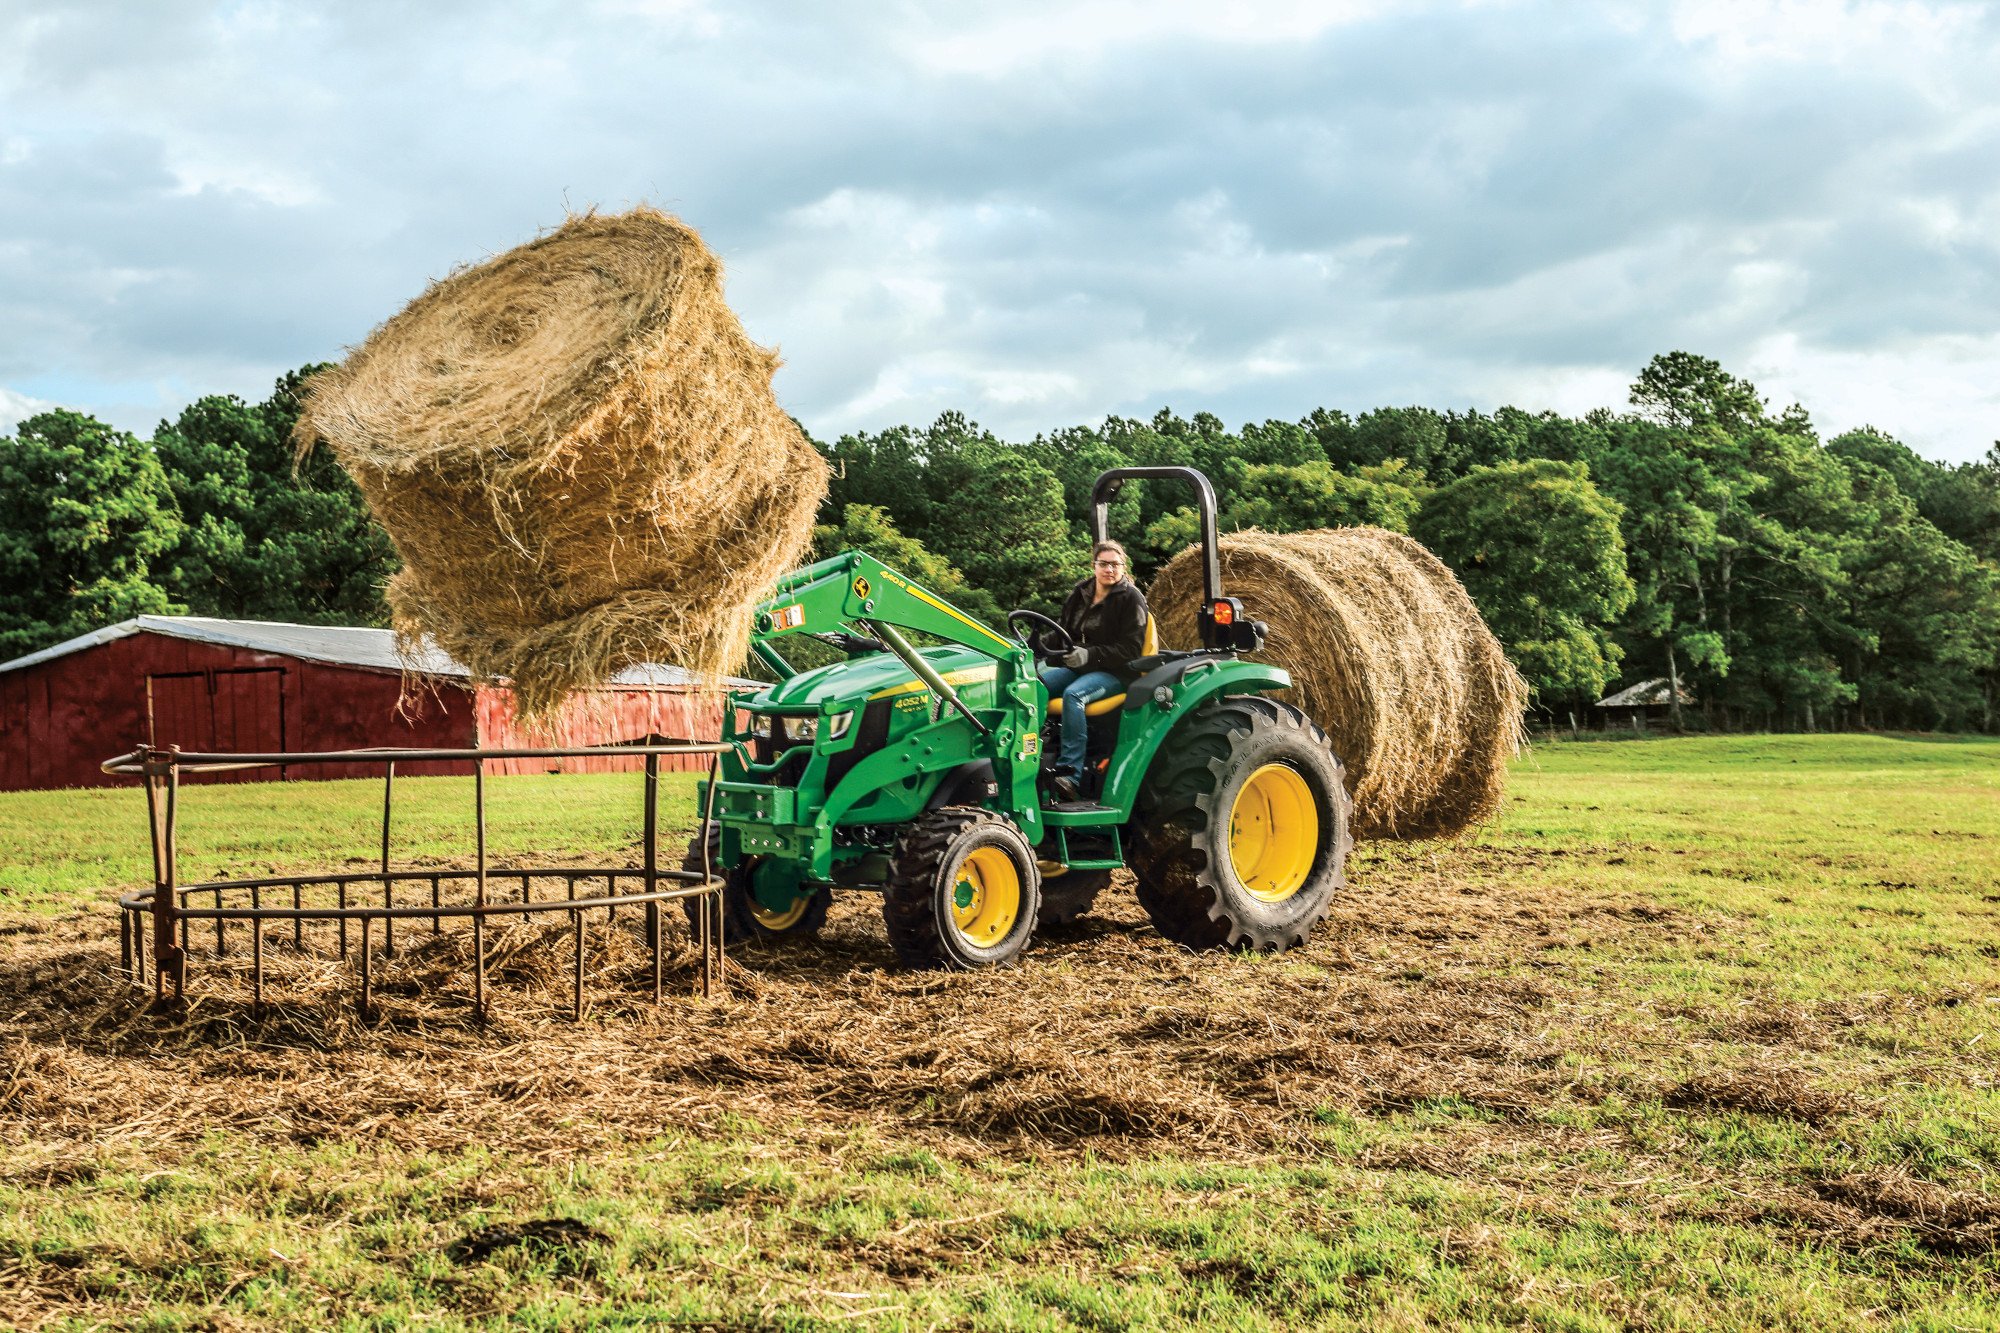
[3, 352, 1995, 732]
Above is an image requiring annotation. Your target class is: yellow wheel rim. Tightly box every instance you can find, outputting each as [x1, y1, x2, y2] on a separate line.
[750, 894, 811, 931]
[1228, 763, 1319, 903]
[950, 846, 1022, 948]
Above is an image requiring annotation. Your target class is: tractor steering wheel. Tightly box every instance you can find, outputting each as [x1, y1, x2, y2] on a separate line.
[1006, 609, 1072, 659]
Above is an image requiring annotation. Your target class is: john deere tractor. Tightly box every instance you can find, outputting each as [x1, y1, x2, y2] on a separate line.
[686, 467, 1352, 968]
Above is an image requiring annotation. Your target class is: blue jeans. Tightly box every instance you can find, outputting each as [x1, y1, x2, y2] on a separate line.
[1039, 666, 1123, 776]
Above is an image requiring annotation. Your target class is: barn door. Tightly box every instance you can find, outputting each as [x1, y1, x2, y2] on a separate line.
[147, 668, 286, 782]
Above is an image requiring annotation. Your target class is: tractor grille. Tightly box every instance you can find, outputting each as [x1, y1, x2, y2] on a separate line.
[744, 699, 893, 789]
[824, 699, 893, 790]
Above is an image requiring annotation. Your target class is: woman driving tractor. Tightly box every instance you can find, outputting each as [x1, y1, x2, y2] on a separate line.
[1038, 539, 1149, 802]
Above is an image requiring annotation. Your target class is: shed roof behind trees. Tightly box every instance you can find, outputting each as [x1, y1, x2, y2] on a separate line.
[1595, 677, 1697, 709]
[0, 616, 742, 688]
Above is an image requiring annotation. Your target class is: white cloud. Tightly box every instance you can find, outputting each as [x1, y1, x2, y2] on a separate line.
[898, 0, 1407, 74]
[2, 2, 1997, 463]
[0, 387, 54, 433]
[1670, 0, 1981, 66]
[1747, 330, 2000, 455]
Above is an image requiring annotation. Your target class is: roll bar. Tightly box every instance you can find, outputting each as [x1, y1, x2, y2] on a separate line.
[1089, 465, 1259, 651]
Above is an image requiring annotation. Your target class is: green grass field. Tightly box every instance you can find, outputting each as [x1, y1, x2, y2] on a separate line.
[2, 734, 1997, 1330]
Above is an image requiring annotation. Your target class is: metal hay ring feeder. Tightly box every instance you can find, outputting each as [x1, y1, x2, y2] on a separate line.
[100, 741, 732, 1022]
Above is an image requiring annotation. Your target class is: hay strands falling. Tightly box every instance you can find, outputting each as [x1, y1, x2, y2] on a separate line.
[98, 740, 732, 1023]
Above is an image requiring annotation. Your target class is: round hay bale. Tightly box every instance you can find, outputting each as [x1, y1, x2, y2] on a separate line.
[1148, 528, 1526, 840]
[296, 207, 827, 716]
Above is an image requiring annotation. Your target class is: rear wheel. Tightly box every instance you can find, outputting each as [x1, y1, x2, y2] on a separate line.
[883, 807, 1040, 969]
[1130, 697, 1351, 952]
[680, 826, 828, 945]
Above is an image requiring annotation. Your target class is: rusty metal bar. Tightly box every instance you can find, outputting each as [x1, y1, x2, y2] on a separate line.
[699, 753, 722, 999]
[473, 757, 486, 1019]
[381, 761, 395, 957]
[214, 886, 225, 957]
[337, 879, 348, 957]
[161, 760, 184, 1002]
[380, 761, 394, 873]
[358, 915, 373, 1023]
[101, 741, 728, 774]
[644, 753, 659, 988]
[292, 883, 302, 950]
[251, 884, 264, 1013]
[573, 909, 585, 1021]
[121, 874, 716, 923]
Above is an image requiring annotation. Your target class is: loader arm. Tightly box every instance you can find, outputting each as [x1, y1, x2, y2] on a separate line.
[735, 550, 1049, 859]
[753, 550, 1019, 663]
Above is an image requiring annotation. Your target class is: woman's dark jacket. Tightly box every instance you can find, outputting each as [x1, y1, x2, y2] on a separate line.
[1053, 576, 1149, 682]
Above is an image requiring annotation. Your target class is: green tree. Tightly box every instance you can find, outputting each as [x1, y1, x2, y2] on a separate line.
[1414, 460, 1635, 706]
[1629, 351, 1767, 434]
[0, 410, 183, 657]
[1224, 459, 1428, 535]
[1825, 456, 2000, 730]
[1918, 445, 2000, 565]
[1580, 419, 1728, 726]
[923, 447, 1074, 614]
[159, 367, 397, 625]
[1831, 429, 2000, 565]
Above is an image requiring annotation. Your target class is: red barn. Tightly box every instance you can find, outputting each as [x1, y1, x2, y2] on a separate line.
[0, 616, 744, 789]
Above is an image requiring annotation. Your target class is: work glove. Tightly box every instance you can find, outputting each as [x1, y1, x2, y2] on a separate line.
[1060, 646, 1088, 669]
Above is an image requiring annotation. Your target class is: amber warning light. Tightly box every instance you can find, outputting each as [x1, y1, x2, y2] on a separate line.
[1211, 600, 1235, 626]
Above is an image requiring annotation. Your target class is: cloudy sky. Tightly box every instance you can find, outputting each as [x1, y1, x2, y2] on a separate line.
[2, 0, 1996, 462]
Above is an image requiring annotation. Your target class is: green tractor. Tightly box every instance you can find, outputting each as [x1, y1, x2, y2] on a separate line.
[686, 466, 1352, 967]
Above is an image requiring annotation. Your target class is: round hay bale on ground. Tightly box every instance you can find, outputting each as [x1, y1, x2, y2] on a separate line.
[1148, 528, 1526, 840]
[297, 207, 827, 716]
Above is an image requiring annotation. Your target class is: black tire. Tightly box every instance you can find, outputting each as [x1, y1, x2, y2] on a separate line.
[1129, 696, 1351, 952]
[883, 807, 1041, 969]
[680, 826, 828, 945]
[1036, 868, 1112, 927]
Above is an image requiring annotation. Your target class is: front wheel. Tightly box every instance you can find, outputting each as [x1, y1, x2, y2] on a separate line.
[680, 826, 828, 945]
[883, 807, 1041, 969]
[1130, 697, 1351, 952]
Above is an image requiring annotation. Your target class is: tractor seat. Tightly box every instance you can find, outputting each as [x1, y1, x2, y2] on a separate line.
[1046, 615, 1159, 718]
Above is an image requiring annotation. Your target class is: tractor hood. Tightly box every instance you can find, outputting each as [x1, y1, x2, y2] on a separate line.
[748, 643, 997, 712]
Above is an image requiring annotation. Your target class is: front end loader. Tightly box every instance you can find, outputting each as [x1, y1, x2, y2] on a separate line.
[689, 466, 1352, 968]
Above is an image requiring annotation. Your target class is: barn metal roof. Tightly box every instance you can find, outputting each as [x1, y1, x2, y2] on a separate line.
[0, 616, 745, 689]
[1595, 677, 1696, 708]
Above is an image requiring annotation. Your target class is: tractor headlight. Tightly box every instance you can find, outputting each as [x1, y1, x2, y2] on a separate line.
[777, 711, 850, 747]
[735, 709, 775, 740]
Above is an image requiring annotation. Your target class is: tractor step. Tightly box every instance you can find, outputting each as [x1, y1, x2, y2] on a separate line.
[1041, 802, 1123, 827]
[1044, 821, 1122, 872]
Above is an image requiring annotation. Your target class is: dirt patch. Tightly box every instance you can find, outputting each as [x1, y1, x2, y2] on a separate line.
[1737, 1170, 2000, 1257]
[0, 866, 1631, 1164]
[1662, 1068, 1858, 1125]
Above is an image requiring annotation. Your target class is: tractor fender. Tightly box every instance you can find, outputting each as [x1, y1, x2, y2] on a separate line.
[1099, 662, 1292, 812]
[1122, 652, 1239, 708]
[925, 759, 998, 811]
